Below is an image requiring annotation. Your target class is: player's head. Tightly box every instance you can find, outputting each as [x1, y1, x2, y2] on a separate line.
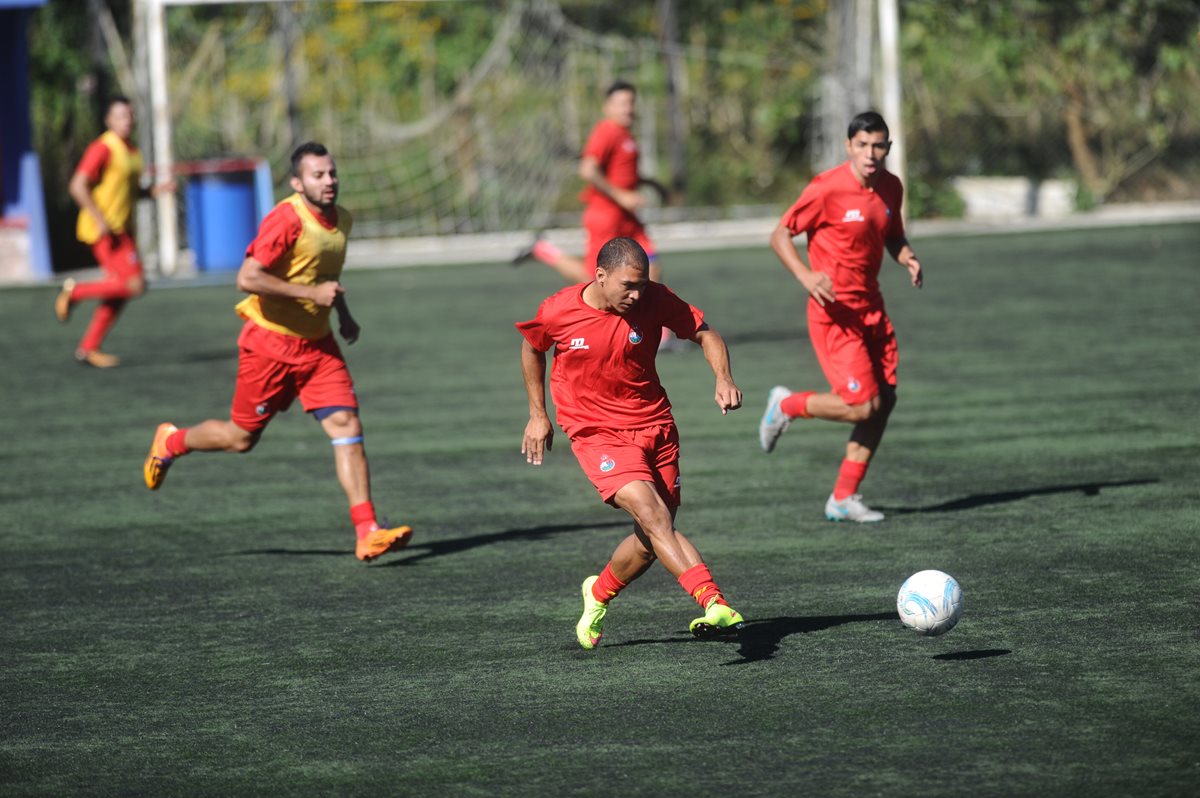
[595, 237, 649, 315]
[845, 111, 891, 186]
[289, 142, 338, 210]
[104, 96, 135, 140]
[603, 80, 637, 128]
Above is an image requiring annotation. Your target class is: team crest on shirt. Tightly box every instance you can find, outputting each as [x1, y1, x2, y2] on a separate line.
[600, 454, 616, 473]
[628, 326, 644, 345]
[842, 209, 864, 223]
[847, 377, 861, 393]
[622, 140, 638, 153]
[255, 403, 268, 416]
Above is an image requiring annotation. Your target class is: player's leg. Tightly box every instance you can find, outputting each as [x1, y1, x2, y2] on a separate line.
[70, 234, 146, 365]
[513, 232, 589, 282]
[302, 351, 412, 560]
[143, 346, 282, 489]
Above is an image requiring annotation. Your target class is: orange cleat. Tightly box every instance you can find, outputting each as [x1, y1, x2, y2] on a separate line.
[143, 422, 179, 490]
[356, 525, 414, 562]
[55, 278, 76, 323]
[75, 349, 120, 368]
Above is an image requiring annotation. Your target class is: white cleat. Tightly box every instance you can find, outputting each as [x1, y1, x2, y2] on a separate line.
[759, 385, 793, 453]
[825, 493, 885, 523]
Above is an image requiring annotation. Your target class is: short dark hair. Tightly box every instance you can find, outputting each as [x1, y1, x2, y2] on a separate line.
[105, 96, 132, 116]
[290, 142, 330, 176]
[605, 80, 637, 98]
[848, 111, 889, 140]
[596, 237, 649, 273]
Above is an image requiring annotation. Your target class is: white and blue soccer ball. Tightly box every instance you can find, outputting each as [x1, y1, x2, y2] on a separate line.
[897, 570, 963, 636]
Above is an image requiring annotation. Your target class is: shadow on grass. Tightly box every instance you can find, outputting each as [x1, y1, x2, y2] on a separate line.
[120, 348, 236, 367]
[608, 612, 896, 665]
[227, 520, 627, 562]
[881, 478, 1157, 514]
[933, 648, 1011, 661]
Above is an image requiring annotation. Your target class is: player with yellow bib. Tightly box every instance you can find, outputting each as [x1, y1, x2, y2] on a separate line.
[141, 142, 413, 562]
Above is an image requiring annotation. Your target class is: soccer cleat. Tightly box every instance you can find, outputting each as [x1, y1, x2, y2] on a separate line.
[575, 575, 607, 650]
[55, 278, 76, 323]
[689, 600, 746, 639]
[355, 524, 413, 562]
[143, 422, 179, 490]
[76, 349, 120, 368]
[825, 493, 885, 523]
[510, 232, 543, 267]
[759, 385, 793, 453]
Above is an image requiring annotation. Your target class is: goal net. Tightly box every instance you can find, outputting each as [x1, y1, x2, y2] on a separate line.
[163, 0, 820, 240]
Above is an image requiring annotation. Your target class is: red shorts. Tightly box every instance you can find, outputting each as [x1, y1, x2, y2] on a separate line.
[570, 423, 681, 508]
[91, 232, 143, 281]
[582, 205, 656, 270]
[808, 302, 898, 404]
[230, 323, 358, 433]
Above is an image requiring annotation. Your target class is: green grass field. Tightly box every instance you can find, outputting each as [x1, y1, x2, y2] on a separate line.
[2, 223, 1198, 796]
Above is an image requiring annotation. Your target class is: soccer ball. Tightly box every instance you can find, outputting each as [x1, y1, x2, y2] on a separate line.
[896, 570, 963, 636]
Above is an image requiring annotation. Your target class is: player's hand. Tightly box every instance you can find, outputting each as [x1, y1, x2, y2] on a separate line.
[800, 271, 836, 306]
[615, 188, 645, 212]
[339, 316, 360, 345]
[311, 281, 344, 308]
[715, 378, 743, 415]
[905, 255, 924, 288]
[522, 414, 554, 465]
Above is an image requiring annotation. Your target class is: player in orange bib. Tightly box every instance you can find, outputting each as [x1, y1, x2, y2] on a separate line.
[517, 237, 746, 649]
[759, 112, 924, 523]
[57, 97, 175, 368]
[141, 142, 412, 562]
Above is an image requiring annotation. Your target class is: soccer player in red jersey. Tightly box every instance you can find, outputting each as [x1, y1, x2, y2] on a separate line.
[142, 142, 412, 562]
[759, 112, 923, 523]
[514, 82, 666, 279]
[57, 97, 175, 367]
[517, 236, 746, 649]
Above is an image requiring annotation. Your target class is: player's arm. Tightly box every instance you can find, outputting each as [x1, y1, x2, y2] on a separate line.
[520, 339, 554, 465]
[333, 293, 360, 344]
[692, 323, 742, 415]
[579, 156, 644, 212]
[236, 258, 343, 307]
[68, 167, 110, 239]
[638, 176, 670, 204]
[770, 222, 836, 306]
[887, 237, 923, 288]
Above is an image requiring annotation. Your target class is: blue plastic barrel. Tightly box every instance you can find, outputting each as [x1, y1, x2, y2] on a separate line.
[182, 159, 261, 272]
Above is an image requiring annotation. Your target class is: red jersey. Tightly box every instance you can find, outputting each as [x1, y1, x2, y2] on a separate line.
[579, 119, 640, 213]
[516, 282, 704, 437]
[781, 162, 906, 310]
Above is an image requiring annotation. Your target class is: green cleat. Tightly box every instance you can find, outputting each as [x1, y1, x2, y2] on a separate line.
[575, 575, 608, 650]
[689, 600, 746, 639]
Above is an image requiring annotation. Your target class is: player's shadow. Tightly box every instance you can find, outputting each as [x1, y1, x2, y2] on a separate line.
[933, 649, 1011, 661]
[226, 520, 627, 560]
[720, 328, 806, 347]
[608, 612, 895, 665]
[881, 478, 1157, 515]
[725, 613, 896, 665]
[377, 520, 628, 566]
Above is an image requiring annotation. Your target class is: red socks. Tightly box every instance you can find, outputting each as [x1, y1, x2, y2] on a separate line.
[71, 277, 136, 303]
[165, 428, 190, 458]
[678, 563, 728, 609]
[350, 501, 378, 540]
[781, 391, 815, 419]
[591, 563, 628, 604]
[833, 459, 869, 500]
[78, 299, 126, 352]
[531, 239, 564, 265]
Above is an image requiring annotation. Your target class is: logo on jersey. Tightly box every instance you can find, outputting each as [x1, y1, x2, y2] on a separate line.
[255, 403, 268, 416]
[674, 475, 682, 488]
[622, 140, 638, 153]
[600, 454, 616, 473]
[569, 338, 590, 350]
[847, 377, 861, 393]
[842, 209, 864, 223]
[628, 326, 644, 345]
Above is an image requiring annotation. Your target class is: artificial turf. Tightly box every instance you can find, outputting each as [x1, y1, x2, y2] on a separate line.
[1, 222, 1198, 796]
